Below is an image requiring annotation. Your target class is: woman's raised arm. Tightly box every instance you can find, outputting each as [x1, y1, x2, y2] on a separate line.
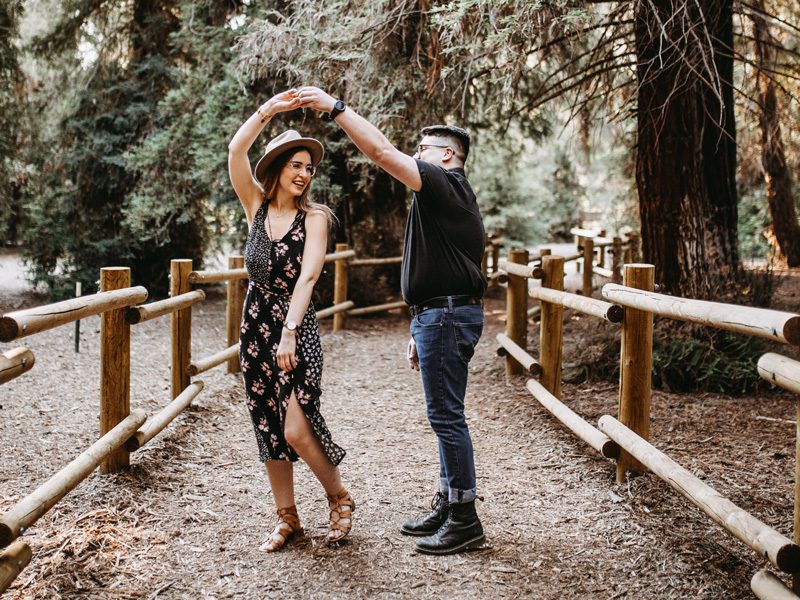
[228, 90, 301, 224]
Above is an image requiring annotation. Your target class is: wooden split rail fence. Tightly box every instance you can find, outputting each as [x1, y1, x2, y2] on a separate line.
[497, 252, 800, 598]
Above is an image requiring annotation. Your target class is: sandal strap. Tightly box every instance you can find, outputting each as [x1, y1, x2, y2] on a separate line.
[325, 490, 354, 542]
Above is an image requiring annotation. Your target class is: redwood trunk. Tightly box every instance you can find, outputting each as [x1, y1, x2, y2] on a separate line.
[751, 3, 800, 267]
[634, 0, 739, 298]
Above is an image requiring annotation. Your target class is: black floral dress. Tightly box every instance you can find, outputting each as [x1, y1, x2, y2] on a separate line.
[240, 200, 345, 466]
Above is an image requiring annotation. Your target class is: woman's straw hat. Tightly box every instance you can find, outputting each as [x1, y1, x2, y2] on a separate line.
[254, 130, 324, 182]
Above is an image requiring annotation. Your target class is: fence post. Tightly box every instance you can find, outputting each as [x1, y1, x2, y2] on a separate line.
[597, 230, 607, 267]
[629, 232, 640, 262]
[539, 247, 551, 259]
[582, 237, 594, 297]
[611, 237, 623, 284]
[171, 259, 193, 398]
[100, 267, 132, 474]
[539, 255, 565, 398]
[616, 263, 655, 483]
[226, 255, 244, 374]
[333, 243, 349, 332]
[505, 248, 529, 376]
[491, 240, 500, 275]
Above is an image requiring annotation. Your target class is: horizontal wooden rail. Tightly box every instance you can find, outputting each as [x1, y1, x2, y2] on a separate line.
[188, 268, 247, 284]
[498, 259, 543, 280]
[758, 353, 800, 395]
[188, 345, 239, 376]
[561, 252, 584, 263]
[125, 382, 204, 451]
[0, 410, 147, 547]
[126, 290, 206, 324]
[530, 287, 624, 323]
[350, 256, 403, 266]
[598, 415, 800, 573]
[348, 300, 406, 316]
[324, 249, 356, 263]
[0, 287, 148, 343]
[0, 540, 31, 594]
[570, 227, 601, 238]
[0, 348, 35, 386]
[594, 266, 614, 279]
[602, 283, 800, 345]
[526, 379, 619, 458]
[527, 305, 541, 318]
[317, 301, 354, 320]
[750, 569, 799, 599]
[495, 333, 543, 376]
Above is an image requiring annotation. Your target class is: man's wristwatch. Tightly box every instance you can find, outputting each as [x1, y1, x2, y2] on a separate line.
[323, 99, 346, 122]
[283, 320, 298, 333]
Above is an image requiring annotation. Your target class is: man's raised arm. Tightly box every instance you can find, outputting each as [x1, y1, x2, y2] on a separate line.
[295, 86, 422, 192]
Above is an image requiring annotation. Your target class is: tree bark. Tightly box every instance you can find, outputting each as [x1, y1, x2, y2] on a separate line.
[634, 0, 739, 298]
[751, 1, 800, 267]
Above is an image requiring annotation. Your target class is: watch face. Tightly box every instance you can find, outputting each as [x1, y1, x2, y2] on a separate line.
[285, 320, 297, 330]
[335, 100, 346, 111]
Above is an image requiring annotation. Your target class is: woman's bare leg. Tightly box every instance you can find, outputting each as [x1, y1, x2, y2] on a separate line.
[283, 393, 343, 495]
[265, 460, 296, 509]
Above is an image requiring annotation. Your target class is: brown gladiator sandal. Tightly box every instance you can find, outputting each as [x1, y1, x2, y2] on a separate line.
[325, 489, 355, 544]
[259, 505, 303, 552]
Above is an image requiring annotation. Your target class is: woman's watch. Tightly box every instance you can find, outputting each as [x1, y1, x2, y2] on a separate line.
[283, 320, 298, 333]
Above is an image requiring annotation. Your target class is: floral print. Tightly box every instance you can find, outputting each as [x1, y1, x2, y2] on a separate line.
[240, 200, 345, 466]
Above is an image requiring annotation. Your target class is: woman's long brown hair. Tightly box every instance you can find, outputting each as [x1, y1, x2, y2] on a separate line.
[258, 147, 336, 226]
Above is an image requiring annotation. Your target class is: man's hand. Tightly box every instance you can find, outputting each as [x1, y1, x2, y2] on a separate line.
[407, 337, 419, 371]
[295, 86, 336, 114]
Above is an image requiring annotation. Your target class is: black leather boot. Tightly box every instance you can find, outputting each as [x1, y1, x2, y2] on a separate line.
[414, 499, 484, 555]
[400, 492, 449, 537]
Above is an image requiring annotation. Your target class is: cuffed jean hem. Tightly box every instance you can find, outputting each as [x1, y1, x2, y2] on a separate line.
[449, 488, 477, 504]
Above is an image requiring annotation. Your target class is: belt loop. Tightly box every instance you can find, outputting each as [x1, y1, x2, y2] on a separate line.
[447, 295, 454, 312]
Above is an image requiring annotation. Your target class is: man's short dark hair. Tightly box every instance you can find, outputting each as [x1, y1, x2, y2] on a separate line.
[420, 124, 471, 162]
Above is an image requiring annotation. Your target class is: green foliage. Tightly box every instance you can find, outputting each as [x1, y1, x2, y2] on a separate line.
[738, 186, 771, 260]
[0, 0, 26, 243]
[652, 326, 765, 395]
[21, 0, 247, 298]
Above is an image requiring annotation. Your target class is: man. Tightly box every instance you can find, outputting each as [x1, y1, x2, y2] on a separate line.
[294, 87, 487, 555]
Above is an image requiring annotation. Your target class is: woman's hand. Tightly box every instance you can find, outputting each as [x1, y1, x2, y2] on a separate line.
[276, 331, 298, 372]
[295, 86, 336, 114]
[262, 89, 302, 118]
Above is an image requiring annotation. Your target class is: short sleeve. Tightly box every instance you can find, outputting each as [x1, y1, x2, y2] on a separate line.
[415, 159, 453, 207]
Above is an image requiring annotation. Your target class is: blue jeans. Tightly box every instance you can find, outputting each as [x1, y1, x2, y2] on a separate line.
[411, 301, 484, 504]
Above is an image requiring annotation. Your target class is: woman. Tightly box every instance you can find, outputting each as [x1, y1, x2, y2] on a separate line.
[228, 89, 353, 552]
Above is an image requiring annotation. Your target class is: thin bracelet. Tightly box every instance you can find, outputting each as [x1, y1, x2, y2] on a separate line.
[257, 106, 271, 124]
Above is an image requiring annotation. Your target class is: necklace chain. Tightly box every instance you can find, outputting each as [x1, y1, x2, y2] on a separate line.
[265, 204, 294, 241]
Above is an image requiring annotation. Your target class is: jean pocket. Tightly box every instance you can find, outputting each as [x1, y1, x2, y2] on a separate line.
[454, 320, 483, 363]
[414, 308, 444, 328]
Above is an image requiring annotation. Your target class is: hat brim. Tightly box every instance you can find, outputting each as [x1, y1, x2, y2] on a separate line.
[254, 137, 324, 183]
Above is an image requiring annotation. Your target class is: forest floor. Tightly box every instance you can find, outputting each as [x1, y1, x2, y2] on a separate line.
[1, 252, 800, 599]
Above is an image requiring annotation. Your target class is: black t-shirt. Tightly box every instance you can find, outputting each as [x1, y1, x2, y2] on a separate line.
[401, 159, 487, 305]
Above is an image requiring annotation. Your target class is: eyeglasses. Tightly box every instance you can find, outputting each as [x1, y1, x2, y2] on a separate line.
[417, 144, 451, 155]
[286, 160, 316, 177]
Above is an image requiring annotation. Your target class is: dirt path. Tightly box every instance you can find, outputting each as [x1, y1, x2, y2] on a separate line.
[1, 276, 799, 598]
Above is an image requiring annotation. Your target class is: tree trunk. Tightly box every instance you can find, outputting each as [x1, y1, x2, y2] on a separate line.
[634, 0, 739, 298]
[751, 2, 800, 267]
